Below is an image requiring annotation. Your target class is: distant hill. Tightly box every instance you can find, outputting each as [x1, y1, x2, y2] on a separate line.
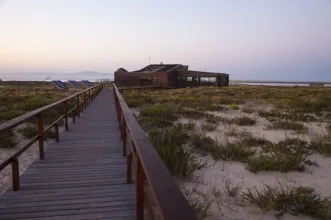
[0, 71, 114, 81]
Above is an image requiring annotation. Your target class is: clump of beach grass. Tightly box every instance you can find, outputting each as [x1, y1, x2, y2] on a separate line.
[267, 120, 308, 133]
[148, 124, 203, 178]
[241, 108, 256, 114]
[232, 116, 257, 126]
[229, 104, 240, 110]
[17, 124, 56, 140]
[140, 103, 178, 120]
[242, 184, 331, 219]
[246, 152, 306, 173]
[201, 122, 217, 132]
[246, 138, 312, 173]
[0, 131, 20, 148]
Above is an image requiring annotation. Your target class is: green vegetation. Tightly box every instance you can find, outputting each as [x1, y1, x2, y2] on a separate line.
[17, 124, 56, 140]
[200, 122, 217, 131]
[140, 103, 178, 121]
[0, 131, 19, 148]
[241, 108, 256, 114]
[258, 109, 318, 122]
[243, 185, 331, 219]
[148, 124, 203, 178]
[246, 138, 313, 173]
[232, 116, 257, 126]
[229, 104, 240, 110]
[267, 120, 308, 133]
[0, 82, 76, 123]
[247, 153, 306, 173]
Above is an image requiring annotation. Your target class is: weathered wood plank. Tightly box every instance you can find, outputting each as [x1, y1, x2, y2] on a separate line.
[0, 89, 136, 219]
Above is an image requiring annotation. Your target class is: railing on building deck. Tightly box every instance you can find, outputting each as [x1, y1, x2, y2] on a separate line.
[113, 84, 198, 220]
[0, 83, 103, 191]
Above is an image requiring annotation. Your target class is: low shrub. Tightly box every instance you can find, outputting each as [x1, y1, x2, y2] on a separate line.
[190, 133, 219, 154]
[229, 104, 240, 110]
[243, 185, 331, 219]
[178, 108, 207, 120]
[204, 114, 222, 124]
[239, 136, 272, 147]
[268, 120, 308, 133]
[242, 108, 256, 114]
[233, 116, 257, 126]
[148, 125, 202, 178]
[18, 124, 56, 140]
[215, 142, 255, 162]
[122, 93, 145, 107]
[310, 141, 331, 157]
[0, 109, 26, 122]
[13, 99, 52, 111]
[246, 152, 306, 173]
[140, 104, 177, 121]
[0, 131, 20, 148]
[200, 122, 217, 131]
[139, 117, 174, 129]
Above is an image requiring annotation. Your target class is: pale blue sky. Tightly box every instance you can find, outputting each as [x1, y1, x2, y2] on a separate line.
[0, 0, 330, 80]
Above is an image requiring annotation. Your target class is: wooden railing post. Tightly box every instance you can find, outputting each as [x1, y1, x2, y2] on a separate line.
[64, 101, 69, 131]
[81, 94, 85, 113]
[36, 114, 44, 160]
[136, 156, 145, 220]
[12, 157, 19, 191]
[84, 92, 87, 110]
[54, 124, 59, 142]
[122, 118, 127, 156]
[88, 89, 91, 105]
[76, 95, 80, 118]
[127, 152, 132, 184]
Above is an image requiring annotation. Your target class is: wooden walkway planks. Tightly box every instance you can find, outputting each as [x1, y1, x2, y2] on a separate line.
[0, 89, 136, 220]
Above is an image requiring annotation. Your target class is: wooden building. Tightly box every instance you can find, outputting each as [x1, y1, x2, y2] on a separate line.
[114, 64, 229, 88]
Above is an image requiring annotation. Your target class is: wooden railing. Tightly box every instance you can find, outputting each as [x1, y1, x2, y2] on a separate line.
[113, 84, 197, 220]
[0, 83, 103, 191]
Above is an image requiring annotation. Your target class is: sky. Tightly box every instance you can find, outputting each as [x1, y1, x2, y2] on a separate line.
[0, 0, 331, 80]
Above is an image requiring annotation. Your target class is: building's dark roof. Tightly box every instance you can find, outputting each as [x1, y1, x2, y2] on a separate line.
[116, 68, 128, 72]
[132, 64, 185, 73]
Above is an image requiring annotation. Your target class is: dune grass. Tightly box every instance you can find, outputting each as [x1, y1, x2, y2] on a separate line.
[243, 185, 331, 219]
[0, 131, 19, 148]
[17, 124, 56, 140]
[267, 120, 308, 133]
[148, 124, 204, 178]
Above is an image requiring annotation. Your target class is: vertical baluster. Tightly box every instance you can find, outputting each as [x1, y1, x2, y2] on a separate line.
[136, 156, 144, 220]
[76, 95, 80, 118]
[64, 101, 69, 131]
[36, 114, 44, 160]
[127, 152, 132, 184]
[12, 158, 19, 191]
[54, 124, 59, 142]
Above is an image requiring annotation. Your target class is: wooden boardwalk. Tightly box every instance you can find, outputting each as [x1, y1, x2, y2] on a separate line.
[0, 89, 136, 220]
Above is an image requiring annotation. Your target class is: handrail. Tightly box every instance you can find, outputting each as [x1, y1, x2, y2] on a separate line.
[0, 84, 101, 132]
[0, 83, 104, 191]
[113, 83, 197, 220]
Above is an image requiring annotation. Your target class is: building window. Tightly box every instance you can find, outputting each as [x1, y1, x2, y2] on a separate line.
[138, 76, 152, 81]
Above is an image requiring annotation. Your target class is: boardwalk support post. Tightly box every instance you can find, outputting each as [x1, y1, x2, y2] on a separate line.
[136, 156, 145, 220]
[122, 115, 127, 156]
[11, 157, 19, 191]
[127, 152, 132, 184]
[54, 124, 59, 142]
[76, 95, 80, 118]
[64, 101, 69, 131]
[36, 114, 45, 160]
[84, 92, 87, 110]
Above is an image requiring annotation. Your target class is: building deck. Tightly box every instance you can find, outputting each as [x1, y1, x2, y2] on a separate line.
[0, 89, 136, 220]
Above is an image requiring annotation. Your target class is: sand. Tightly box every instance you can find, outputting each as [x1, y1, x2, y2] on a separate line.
[181, 107, 331, 220]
